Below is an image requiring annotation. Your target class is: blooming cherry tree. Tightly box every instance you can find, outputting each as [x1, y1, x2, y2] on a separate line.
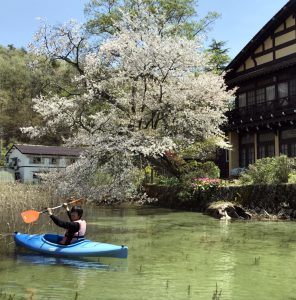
[24, 4, 234, 200]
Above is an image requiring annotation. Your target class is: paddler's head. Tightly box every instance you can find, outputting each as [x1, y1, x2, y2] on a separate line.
[70, 205, 83, 221]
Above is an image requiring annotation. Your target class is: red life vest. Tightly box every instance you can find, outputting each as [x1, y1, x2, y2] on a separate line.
[61, 219, 86, 245]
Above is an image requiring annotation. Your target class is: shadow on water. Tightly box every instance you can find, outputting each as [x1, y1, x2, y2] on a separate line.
[15, 253, 128, 271]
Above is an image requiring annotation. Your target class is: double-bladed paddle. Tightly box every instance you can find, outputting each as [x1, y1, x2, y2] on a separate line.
[21, 199, 82, 224]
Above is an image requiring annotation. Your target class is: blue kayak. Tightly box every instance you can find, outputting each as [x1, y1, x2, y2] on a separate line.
[14, 232, 128, 259]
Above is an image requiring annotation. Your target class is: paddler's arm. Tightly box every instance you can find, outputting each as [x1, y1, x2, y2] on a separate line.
[62, 203, 72, 221]
[47, 208, 79, 232]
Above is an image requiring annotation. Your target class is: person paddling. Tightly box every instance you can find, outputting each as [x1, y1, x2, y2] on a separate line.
[47, 203, 86, 245]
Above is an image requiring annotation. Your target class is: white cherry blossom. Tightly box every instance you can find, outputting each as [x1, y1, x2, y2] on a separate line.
[24, 4, 234, 200]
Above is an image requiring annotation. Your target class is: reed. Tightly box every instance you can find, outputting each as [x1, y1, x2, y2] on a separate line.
[187, 284, 191, 296]
[0, 183, 65, 256]
[0, 183, 62, 233]
[212, 283, 222, 300]
[254, 256, 261, 265]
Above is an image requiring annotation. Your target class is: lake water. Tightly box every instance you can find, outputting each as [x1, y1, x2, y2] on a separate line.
[1, 206, 296, 300]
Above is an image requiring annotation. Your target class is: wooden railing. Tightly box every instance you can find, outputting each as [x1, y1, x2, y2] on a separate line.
[229, 96, 296, 120]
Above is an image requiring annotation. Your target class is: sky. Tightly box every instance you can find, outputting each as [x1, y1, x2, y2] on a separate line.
[0, 0, 290, 59]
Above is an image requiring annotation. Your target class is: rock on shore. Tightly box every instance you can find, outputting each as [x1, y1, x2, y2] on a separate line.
[206, 202, 252, 220]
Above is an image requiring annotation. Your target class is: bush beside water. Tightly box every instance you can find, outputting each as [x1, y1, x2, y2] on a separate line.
[145, 156, 296, 217]
[239, 155, 295, 185]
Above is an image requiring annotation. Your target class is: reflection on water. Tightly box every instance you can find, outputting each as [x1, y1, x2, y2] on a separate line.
[1, 207, 296, 299]
[15, 253, 127, 271]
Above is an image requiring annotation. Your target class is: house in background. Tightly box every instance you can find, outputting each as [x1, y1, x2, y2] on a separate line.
[223, 0, 296, 177]
[5, 144, 82, 183]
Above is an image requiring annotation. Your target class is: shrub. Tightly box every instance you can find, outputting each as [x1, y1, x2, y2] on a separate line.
[192, 178, 221, 191]
[155, 175, 179, 186]
[178, 161, 220, 202]
[239, 155, 295, 185]
[288, 171, 296, 184]
[180, 160, 220, 179]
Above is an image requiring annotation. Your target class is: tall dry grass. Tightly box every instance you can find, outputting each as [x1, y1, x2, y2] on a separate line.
[0, 183, 68, 255]
[0, 183, 89, 256]
[0, 183, 60, 231]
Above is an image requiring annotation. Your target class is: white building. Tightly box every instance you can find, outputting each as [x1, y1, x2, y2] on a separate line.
[5, 144, 82, 183]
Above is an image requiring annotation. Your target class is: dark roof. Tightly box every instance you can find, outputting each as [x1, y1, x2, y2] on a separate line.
[226, 0, 295, 73]
[6, 144, 82, 157]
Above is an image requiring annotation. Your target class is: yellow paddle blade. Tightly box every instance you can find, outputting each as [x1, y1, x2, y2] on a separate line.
[21, 210, 41, 224]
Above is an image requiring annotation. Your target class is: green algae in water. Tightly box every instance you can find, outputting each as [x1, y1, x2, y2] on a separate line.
[1, 207, 296, 299]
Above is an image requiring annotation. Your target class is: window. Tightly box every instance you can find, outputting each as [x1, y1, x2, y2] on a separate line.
[50, 157, 58, 165]
[257, 132, 275, 159]
[281, 144, 288, 155]
[258, 144, 274, 158]
[278, 82, 288, 98]
[15, 172, 20, 181]
[290, 79, 296, 97]
[247, 90, 255, 106]
[248, 147, 255, 164]
[238, 93, 246, 108]
[236, 79, 296, 112]
[11, 157, 18, 166]
[259, 146, 266, 159]
[256, 88, 265, 103]
[280, 130, 296, 157]
[31, 157, 42, 164]
[266, 85, 276, 101]
[267, 145, 275, 157]
[240, 146, 255, 167]
[291, 144, 296, 157]
[240, 134, 254, 167]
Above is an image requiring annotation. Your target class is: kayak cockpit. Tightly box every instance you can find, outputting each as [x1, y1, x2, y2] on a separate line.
[42, 234, 85, 246]
[43, 234, 63, 244]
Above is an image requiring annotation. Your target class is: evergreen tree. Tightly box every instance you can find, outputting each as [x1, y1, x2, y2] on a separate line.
[205, 39, 231, 73]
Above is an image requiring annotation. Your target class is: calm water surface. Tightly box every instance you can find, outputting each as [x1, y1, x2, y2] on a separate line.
[1, 207, 296, 300]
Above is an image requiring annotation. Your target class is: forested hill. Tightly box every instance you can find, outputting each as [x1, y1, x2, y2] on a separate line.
[0, 45, 77, 147]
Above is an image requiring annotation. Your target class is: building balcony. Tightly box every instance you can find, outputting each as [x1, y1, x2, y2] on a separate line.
[227, 96, 296, 129]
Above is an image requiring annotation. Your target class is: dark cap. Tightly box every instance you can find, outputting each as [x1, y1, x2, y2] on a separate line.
[71, 205, 83, 218]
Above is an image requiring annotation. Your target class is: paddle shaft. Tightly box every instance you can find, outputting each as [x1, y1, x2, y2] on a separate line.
[40, 199, 82, 214]
[21, 198, 83, 223]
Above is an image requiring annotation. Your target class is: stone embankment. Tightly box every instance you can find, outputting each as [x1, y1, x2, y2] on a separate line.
[143, 184, 296, 220]
[212, 184, 296, 220]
